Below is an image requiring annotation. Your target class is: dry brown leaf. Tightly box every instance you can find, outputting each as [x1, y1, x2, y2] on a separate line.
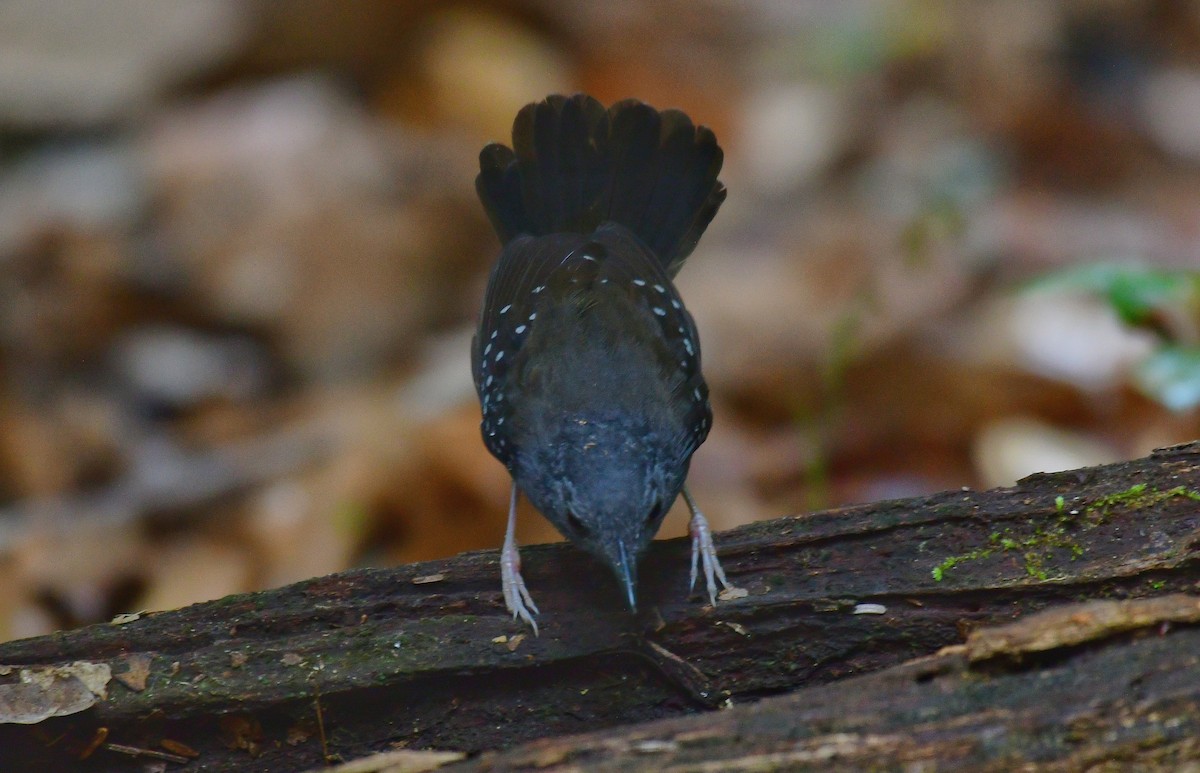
[287, 723, 311, 746]
[0, 661, 112, 724]
[115, 653, 151, 692]
[160, 738, 200, 758]
[78, 726, 109, 760]
[218, 713, 264, 755]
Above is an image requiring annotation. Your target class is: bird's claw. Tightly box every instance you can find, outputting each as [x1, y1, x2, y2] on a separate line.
[685, 490, 732, 606]
[501, 541, 539, 635]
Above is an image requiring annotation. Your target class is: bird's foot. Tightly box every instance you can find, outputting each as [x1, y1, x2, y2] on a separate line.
[501, 536, 539, 635]
[684, 489, 733, 606]
[501, 482, 539, 634]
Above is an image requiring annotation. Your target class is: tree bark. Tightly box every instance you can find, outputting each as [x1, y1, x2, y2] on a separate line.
[456, 595, 1200, 772]
[1, 442, 1198, 772]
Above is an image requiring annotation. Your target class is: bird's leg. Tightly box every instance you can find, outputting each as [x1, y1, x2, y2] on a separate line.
[501, 482, 539, 635]
[683, 487, 731, 606]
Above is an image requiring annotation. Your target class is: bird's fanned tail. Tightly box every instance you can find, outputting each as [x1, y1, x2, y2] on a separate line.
[476, 94, 726, 276]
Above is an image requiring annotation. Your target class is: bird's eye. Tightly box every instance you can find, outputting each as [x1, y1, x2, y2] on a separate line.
[646, 500, 663, 525]
[566, 510, 589, 535]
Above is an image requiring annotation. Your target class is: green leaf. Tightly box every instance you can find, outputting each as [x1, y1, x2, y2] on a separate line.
[1026, 264, 1199, 326]
[1134, 346, 1200, 412]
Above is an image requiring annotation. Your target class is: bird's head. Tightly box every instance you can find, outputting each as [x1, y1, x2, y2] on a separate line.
[514, 414, 689, 611]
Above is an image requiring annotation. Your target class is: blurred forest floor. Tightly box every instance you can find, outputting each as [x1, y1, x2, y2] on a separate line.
[0, 0, 1198, 643]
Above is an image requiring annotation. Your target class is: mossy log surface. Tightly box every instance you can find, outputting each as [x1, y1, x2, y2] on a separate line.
[1, 442, 1198, 772]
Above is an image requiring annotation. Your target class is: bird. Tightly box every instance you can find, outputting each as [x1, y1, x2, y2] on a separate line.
[473, 94, 731, 633]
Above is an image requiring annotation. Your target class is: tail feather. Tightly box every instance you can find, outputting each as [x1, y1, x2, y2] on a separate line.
[642, 112, 725, 271]
[477, 143, 521, 242]
[476, 94, 725, 275]
[603, 100, 661, 245]
[669, 125, 726, 269]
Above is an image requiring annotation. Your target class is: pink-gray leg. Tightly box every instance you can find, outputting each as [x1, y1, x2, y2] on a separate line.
[683, 487, 730, 605]
[501, 482, 539, 634]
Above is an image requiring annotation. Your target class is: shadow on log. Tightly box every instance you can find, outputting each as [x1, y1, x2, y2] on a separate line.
[1, 442, 1198, 772]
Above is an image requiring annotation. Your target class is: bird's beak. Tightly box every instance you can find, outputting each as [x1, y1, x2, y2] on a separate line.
[615, 540, 638, 613]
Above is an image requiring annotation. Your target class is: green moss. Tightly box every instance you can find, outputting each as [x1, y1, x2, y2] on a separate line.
[931, 483, 1200, 582]
[1091, 483, 1200, 510]
[932, 546, 995, 582]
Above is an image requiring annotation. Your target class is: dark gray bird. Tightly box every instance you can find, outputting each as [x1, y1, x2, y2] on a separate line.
[473, 94, 730, 632]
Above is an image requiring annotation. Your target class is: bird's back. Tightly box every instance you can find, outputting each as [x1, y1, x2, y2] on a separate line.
[473, 95, 724, 471]
[506, 226, 706, 440]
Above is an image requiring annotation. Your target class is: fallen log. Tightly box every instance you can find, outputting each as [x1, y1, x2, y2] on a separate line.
[454, 595, 1200, 771]
[1, 442, 1197, 772]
